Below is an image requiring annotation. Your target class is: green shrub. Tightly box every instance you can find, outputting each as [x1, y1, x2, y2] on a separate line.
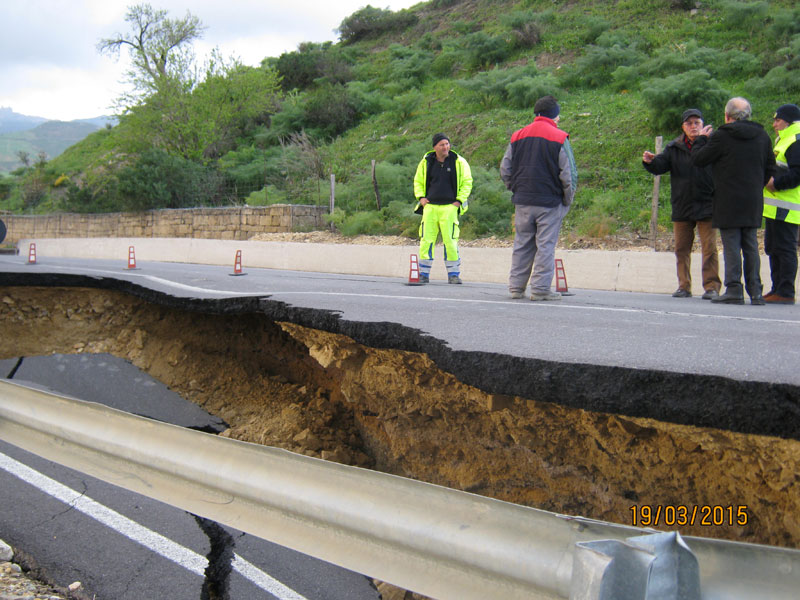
[721, 1, 769, 32]
[461, 32, 512, 69]
[346, 81, 393, 117]
[394, 90, 424, 121]
[611, 42, 760, 91]
[430, 47, 465, 78]
[117, 149, 222, 210]
[387, 44, 434, 85]
[337, 6, 418, 44]
[561, 39, 645, 88]
[581, 16, 610, 44]
[501, 10, 554, 49]
[641, 70, 729, 131]
[505, 74, 561, 110]
[769, 8, 800, 39]
[458, 65, 544, 108]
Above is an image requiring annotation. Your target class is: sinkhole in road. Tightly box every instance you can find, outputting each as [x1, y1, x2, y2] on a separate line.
[1, 285, 799, 550]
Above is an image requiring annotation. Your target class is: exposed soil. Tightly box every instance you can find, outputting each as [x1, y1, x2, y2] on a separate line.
[2, 286, 798, 553]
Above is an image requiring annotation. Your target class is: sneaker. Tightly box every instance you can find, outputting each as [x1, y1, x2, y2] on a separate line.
[530, 290, 562, 301]
[419, 274, 429, 284]
[701, 289, 719, 300]
[764, 294, 795, 304]
[510, 290, 524, 299]
[672, 288, 692, 298]
[448, 275, 462, 284]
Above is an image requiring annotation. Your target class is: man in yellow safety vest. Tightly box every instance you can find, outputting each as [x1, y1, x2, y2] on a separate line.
[413, 133, 473, 284]
[763, 103, 800, 304]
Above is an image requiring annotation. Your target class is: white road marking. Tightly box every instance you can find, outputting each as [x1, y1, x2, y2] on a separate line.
[0, 451, 309, 600]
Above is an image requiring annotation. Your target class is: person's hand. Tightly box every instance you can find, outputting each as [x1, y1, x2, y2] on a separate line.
[699, 124, 713, 136]
[642, 151, 655, 163]
[420, 197, 429, 206]
[766, 177, 776, 193]
[452, 201, 461, 207]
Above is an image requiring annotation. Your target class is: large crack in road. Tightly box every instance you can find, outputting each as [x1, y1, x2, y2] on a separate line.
[1, 282, 798, 550]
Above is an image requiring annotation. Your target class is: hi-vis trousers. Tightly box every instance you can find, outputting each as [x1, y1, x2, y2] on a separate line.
[418, 203, 461, 277]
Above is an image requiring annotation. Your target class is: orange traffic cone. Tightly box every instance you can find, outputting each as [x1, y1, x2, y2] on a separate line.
[27, 243, 37, 265]
[407, 254, 422, 285]
[229, 249, 247, 276]
[555, 258, 574, 296]
[127, 246, 139, 270]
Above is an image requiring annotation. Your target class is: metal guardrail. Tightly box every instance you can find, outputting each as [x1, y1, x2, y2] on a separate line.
[1, 379, 798, 599]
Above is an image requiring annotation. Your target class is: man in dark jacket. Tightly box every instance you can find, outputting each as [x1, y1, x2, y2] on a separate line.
[501, 95, 577, 301]
[643, 108, 721, 299]
[692, 97, 776, 305]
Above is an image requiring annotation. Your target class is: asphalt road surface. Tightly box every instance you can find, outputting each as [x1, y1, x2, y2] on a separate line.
[2, 253, 799, 385]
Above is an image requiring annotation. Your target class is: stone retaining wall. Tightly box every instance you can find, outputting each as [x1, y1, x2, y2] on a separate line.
[0, 205, 328, 244]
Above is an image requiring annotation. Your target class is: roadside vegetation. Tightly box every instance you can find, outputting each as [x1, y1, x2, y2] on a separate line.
[1, 0, 799, 242]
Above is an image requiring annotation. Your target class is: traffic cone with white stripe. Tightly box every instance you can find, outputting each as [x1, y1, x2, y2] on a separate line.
[27, 243, 37, 265]
[555, 258, 574, 296]
[229, 249, 247, 276]
[127, 246, 139, 270]
[407, 254, 423, 286]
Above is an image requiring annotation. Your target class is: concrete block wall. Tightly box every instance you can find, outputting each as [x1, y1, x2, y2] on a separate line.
[1, 205, 327, 244]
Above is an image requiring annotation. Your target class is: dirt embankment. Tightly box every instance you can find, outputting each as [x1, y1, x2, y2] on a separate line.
[1, 286, 798, 550]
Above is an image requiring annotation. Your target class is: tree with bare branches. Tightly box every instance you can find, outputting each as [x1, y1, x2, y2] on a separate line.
[97, 3, 205, 98]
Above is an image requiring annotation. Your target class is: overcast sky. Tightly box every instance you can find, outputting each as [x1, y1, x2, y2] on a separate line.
[0, 0, 420, 122]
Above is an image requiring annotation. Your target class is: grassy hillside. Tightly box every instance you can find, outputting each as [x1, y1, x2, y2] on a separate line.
[4, 0, 799, 240]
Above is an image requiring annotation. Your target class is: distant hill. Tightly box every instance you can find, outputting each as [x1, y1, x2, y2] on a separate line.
[0, 108, 115, 173]
[0, 106, 47, 135]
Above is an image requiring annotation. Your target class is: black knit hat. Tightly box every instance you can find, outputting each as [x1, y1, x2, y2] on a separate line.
[432, 133, 450, 147]
[775, 104, 800, 123]
[533, 95, 560, 120]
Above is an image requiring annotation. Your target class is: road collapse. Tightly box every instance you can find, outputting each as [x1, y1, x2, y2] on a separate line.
[1, 282, 798, 550]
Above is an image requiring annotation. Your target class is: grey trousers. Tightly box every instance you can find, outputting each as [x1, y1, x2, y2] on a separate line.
[509, 203, 567, 293]
[719, 227, 762, 298]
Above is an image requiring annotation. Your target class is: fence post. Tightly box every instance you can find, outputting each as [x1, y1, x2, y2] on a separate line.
[372, 160, 382, 210]
[329, 173, 336, 231]
[650, 135, 663, 250]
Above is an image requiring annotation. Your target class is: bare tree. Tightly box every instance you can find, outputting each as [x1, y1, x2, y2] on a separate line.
[97, 3, 205, 97]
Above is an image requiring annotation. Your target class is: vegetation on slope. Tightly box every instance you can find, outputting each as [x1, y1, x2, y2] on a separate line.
[2, 0, 799, 241]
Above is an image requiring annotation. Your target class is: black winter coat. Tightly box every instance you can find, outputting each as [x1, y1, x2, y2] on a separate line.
[642, 135, 714, 221]
[691, 120, 775, 229]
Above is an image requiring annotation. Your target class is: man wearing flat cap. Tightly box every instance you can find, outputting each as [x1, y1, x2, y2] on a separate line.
[501, 95, 577, 300]
[763, 103, 800, 304]
[642, 108, 721, 299]
[413, 133, 473, 284]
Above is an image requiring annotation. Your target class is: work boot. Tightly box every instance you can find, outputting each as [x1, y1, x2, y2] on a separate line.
[750, 295, 766, 305]
[764, 294, 795, 304]
[510, 290, 524, 299]
[672, 288, 691, 298]
[419, 274, 429, 284]
[701, 289, 719, 300]
[448, 275, 462, 284]
[530, 290, 561, 301]
[711, 291, 744, 305]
